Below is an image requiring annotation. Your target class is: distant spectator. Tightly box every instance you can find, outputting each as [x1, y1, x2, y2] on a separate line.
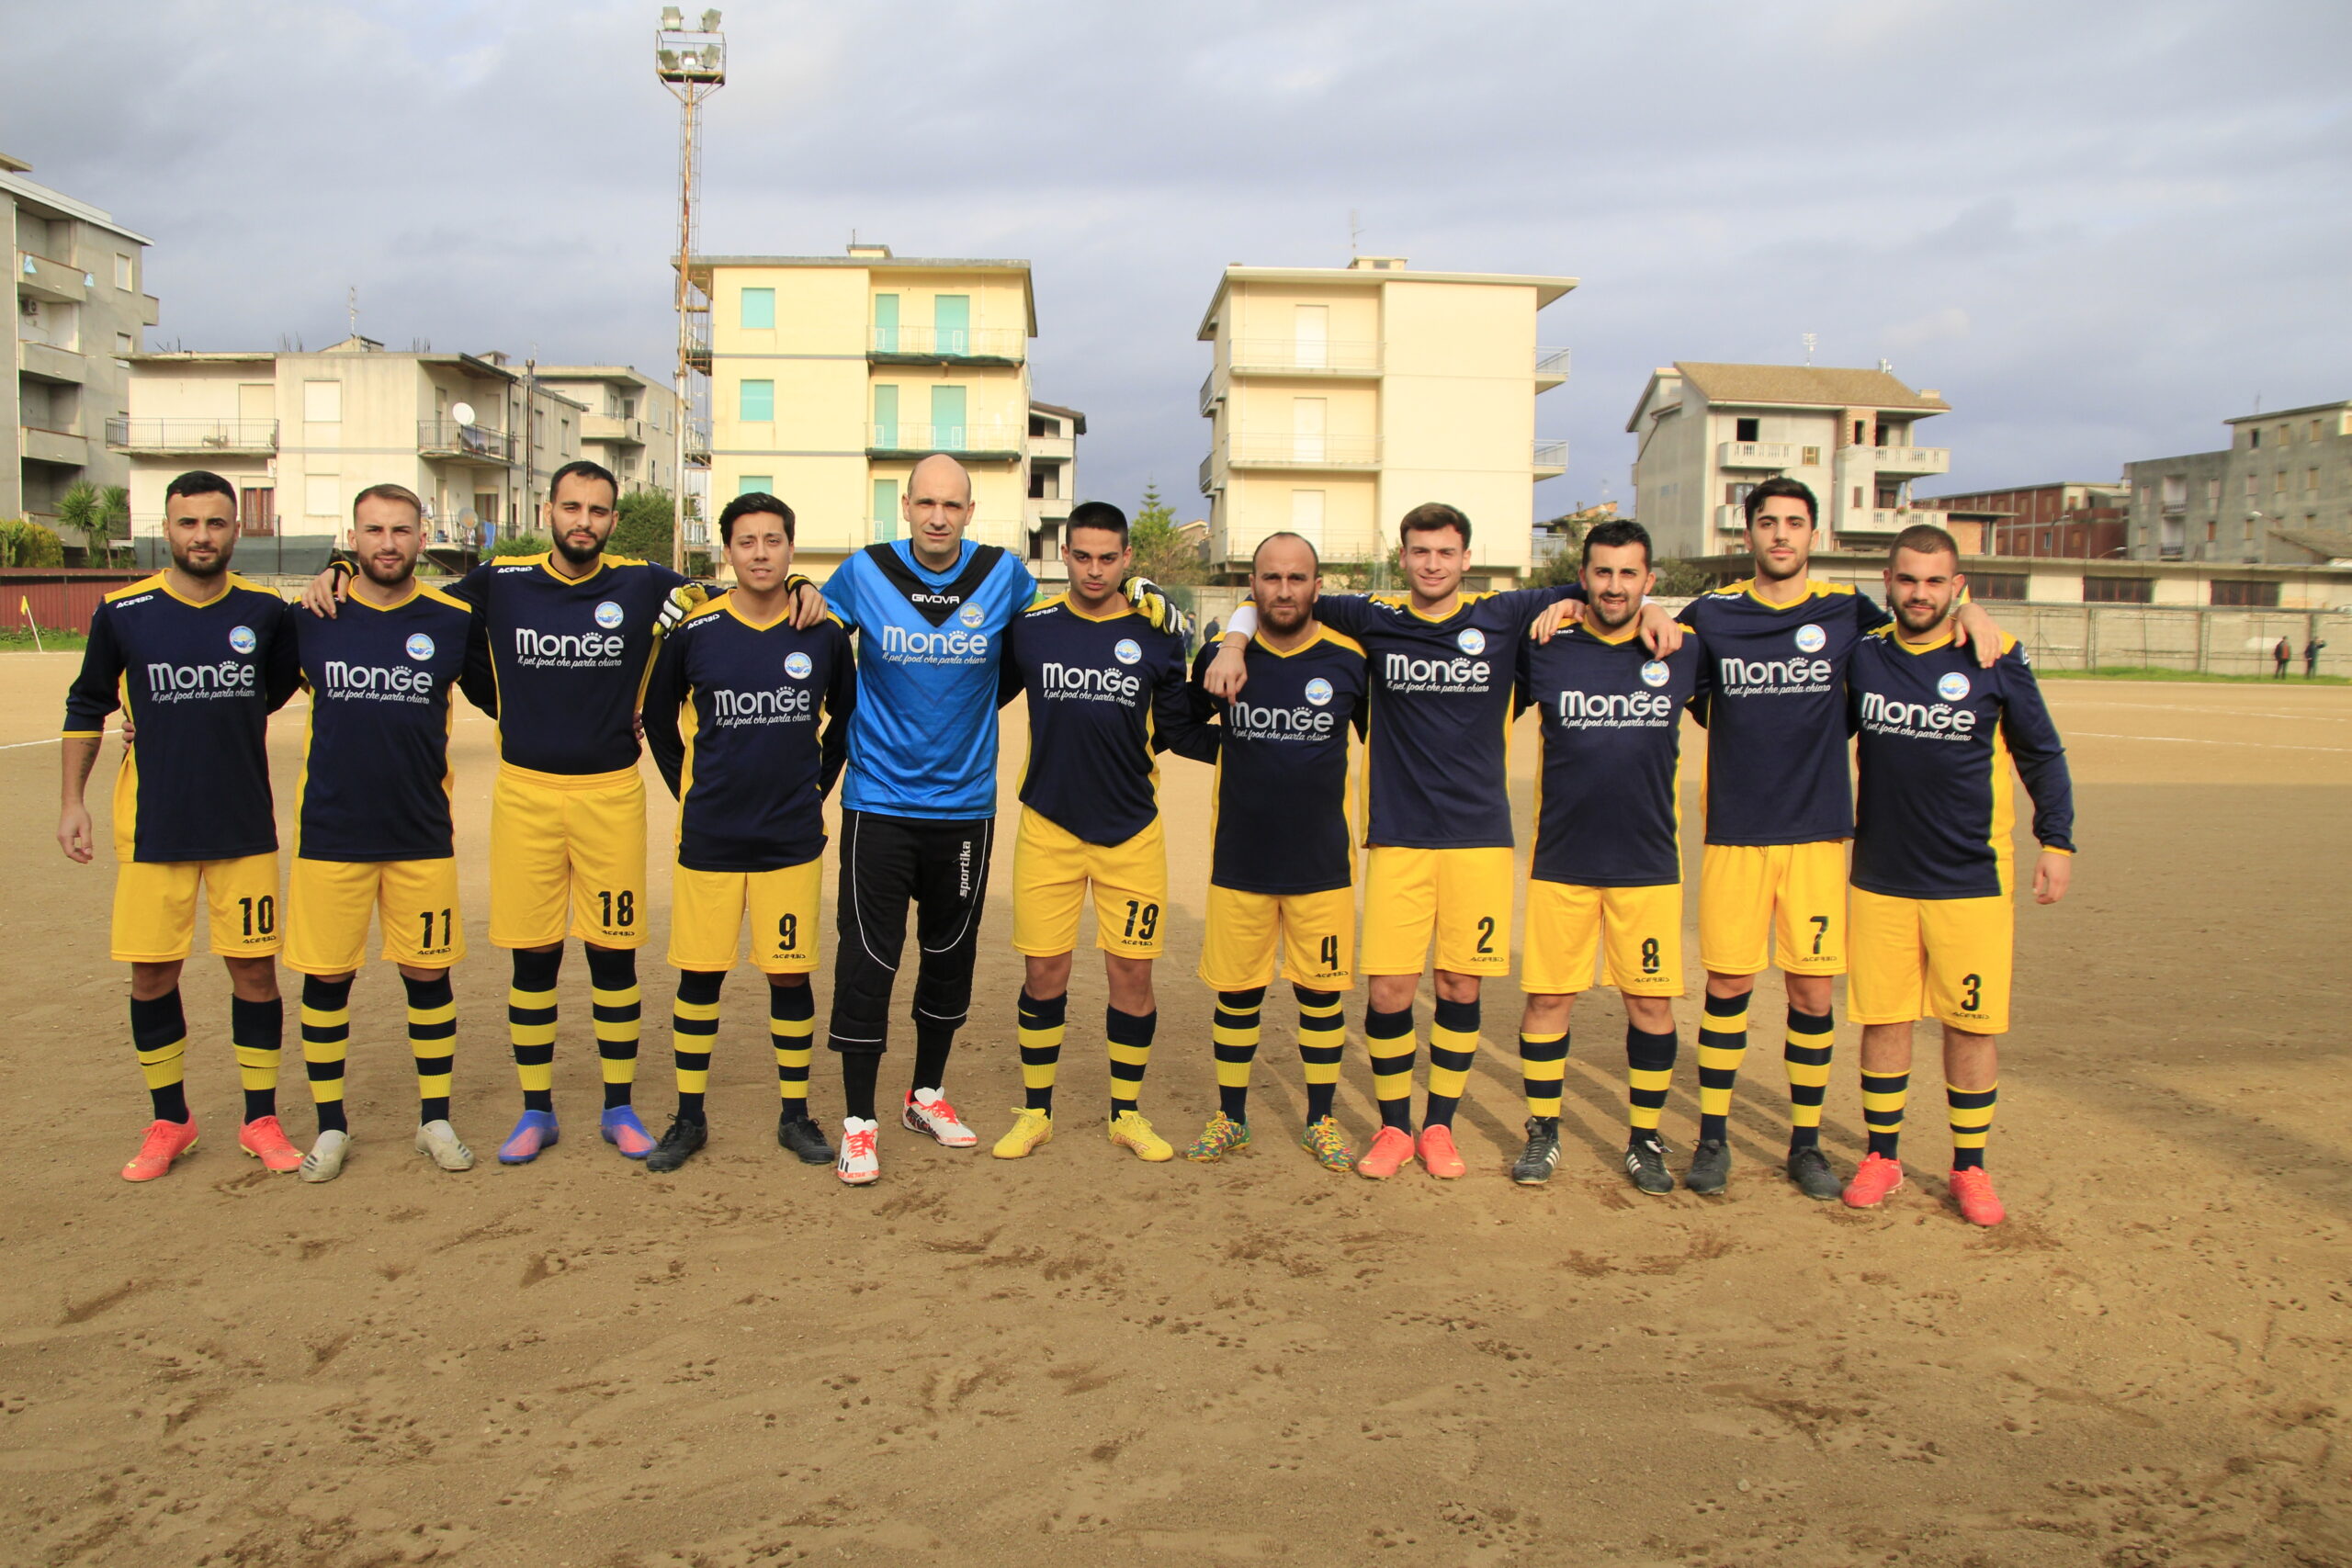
[2274, 637, 2291, 679]
[2307, 637, 2327, 679]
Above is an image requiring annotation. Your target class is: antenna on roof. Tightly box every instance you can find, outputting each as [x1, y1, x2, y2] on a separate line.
[1878, 356, 1894, 374]
[348, 285, 358, 338]
[1349, 209, 1363, 255]
[1802, 333, 1816, 366]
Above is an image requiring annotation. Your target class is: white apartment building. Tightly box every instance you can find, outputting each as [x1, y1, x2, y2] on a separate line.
[1024, 399, 1083, 584]
[531, 366, 681, 497]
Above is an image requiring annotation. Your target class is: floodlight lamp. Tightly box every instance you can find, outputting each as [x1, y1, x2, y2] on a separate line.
[661, 7, 683, 28]
[701, 9, 721, 31]
[658, 48, 679, 71]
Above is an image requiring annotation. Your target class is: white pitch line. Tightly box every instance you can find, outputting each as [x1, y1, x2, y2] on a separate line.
[2056, 699, 2352, 724]
[0, 729, 117, 751]
[2068, 730, 2352, 754]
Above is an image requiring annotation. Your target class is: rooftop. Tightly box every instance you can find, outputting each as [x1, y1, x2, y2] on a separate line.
[2223, 399, 2351, 426]
[0, 163, 154, 245]
[1630, 362, 1949, 430]
[1196, 259, 1578, 339]
[684, 249, 1037, 334]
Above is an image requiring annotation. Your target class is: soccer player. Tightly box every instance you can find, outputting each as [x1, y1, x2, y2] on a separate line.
[306, 460, 699, 1165]
[1841, 525, 2074, 1227]
[639, 493, 856, 1177]
[282, 484, 489, 1180]
[59, 468, 303, 1180]
[1511, 520, 1705, 1193]
[1177, 532, 1367, 1171]
[992, 502, 1208, 1163]
[1672, 476, 1999, 1201]
[1208, 502, 1678, 1180]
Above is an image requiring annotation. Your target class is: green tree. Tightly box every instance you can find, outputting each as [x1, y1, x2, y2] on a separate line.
[0, 519, 65, 567]
[1650, 558, 1721, 597]
[609, 489, 678, 562]
[491, 533, 549, 558]
[1127, 480, 1204, 586]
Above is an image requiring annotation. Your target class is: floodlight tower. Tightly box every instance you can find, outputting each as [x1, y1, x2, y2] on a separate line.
[655, 7, 725, 574]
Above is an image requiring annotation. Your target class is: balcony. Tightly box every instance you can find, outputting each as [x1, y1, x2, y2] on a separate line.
[684, 314, 710, 373]
[1716, 504, 1749, 532]
[1198, 368, 1223, 416]
[140, 293, 159, 328]
[1024, 496, 1073, 527]
[20, 425, 89, 466]
[19, 340, 84, 382]
[107, 417, 279, 455]
[583, 413, 650, 447]
[1199, 452, 1218, 494]
[1839, 444, 1950, 478]
[17, 250, 88, 304]
[417, 420, 516, 463]
[1534, 346, 1571, 386]
[1224, 432, 1380, 470]
[1532, 438, 1567, 476]
[684, 416, 711, 465]
[866, 422, 1024, 460]
[868, 324, 1024, 367]
[1845, 508, 1949, 536]
[1718, 441, 1801, 470]
[1028, 433, 1074, 463]
[1225, 338, 1381, 378]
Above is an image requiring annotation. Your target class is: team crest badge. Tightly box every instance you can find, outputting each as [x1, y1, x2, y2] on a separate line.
[405, 633, 435, 661]
[1114, 638, 1141, 666]
[1640, 660, 1670, 688]
[594, 600, 625, 629]
[1456, 628, 1487, 655]
[1304, 677, 1333, 706]
[1793, 623, 1826, 653]
[958, 604, 985, 628]
[228, 626, 256, 655]
[1937, 671, 1971, 702]
[785, 651, 813, 680]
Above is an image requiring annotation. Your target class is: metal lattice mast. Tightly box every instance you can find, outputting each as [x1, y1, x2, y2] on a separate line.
[656, 9, 725, 574]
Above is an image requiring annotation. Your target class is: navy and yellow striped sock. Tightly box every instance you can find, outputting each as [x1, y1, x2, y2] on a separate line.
[1295, 986, 1344, 1124]
[231, 995, 283, 1123]
[509, 948, 561, 1112]
[1628, 1023, 1677, 1134]
[1214, 988, 1264, 1123]
[1018, 990, 1065, 1113]
[1783, 1007, 1834, 1150]
[1107, 1006, 1156, 1118]
[672, 969, 724, 1122]
[402, 971, 457, 1124]
[1948, 1080, 1997, 1170]
[300, 976, 353, 1135]
[771, 980, 815, 1113]
[1363, 1004, 1416, 1133]
[584, 945, 640, 1111]
[1696, 990, 1748, 1143]
[1862, 1070, 1907, 1160]
[1425, 997, 1479, 1128]
[130, 990, 189, 1123]
[1519, 1027, 1568, 1119]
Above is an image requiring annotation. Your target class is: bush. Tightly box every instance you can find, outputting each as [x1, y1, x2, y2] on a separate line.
[0, 519, 66, 567]
[491, 534, 549, 558]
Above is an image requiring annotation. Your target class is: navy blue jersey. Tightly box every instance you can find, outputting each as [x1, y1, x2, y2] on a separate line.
[820, 540, 1039, 819]
[290, 587, 481, 863]
[62, 573, 300, 863]
[1314, 587, 1570, 850]
[1185, 627, 1368, 896]
[641, 596, 856, 874]
[1000, 595, 1204, 846]
[1518, 624, 1703, 887]
[451, 551, 684, 775]
[1850, 629, 2075, 900]
[1679, 580, 1891, 847]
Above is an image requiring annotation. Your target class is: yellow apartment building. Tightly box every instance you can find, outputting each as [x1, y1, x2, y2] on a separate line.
[688, 245, 1036, 578]
[1195, 255, 1575, 587]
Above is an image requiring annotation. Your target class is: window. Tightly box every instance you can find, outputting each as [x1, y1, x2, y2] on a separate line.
[2206, 478, 2221, 504]
[739, 379, 774, 421]
[2245, 473, 2259, 499]
[1725, 481, 1755, 505]
[2082, 576, 2154, 604]
[1801, 446, 1820, 466]
[1735, 417, 1759, 443]
[2206, 520, 2216, 543]
[114, 254, 131, 290]
[114, 332, 132, 355]
[1852, 486, 1863, 508]
[740, 288, 775, 330]
[2308, 468, 2322, 494]
[873, 384, 899, 444]
[933, 294, 970, 355]
[2211, 580, 2279, 608]
[2312, 420, 2324, 443]
[1969, 572, 2027, 601]
[2277, 424, 2290, 447]
[302, 380, 342, 423]
[872, 478, 899, 540]
[873, 293, 899, 351]
[304, 476, 341, 516]
[1852, 421, 1866, 445]
[2248, 427, 2261, 448]
[2161, 476, 2187, 509]
[931, 384, 967, 446]
[738, 475, 772, 494]
[2274, 471, 2287, 497]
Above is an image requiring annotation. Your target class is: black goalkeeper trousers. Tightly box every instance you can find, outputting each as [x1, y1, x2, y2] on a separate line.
[827, 809, 996, 1056]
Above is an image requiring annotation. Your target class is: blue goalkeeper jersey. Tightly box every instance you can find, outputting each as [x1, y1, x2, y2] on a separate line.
[820, 539, 1038, 820]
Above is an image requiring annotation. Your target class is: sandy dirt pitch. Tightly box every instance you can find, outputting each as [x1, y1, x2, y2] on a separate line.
[0, 649, 2347, 1568]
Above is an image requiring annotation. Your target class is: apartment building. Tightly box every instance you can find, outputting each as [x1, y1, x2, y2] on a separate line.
[5, 152, 159, 557]
[114, 336, 584, 572]
[531, 366, 680, 496]
[1925, 479, 2127, 558]
[1628, 363, 1951, 559]
[687, 244, 1035, 577]
[1024, 399, 1083, 584]
[1195, 255, 1574, 586]
[2124, 400, 2352, 564]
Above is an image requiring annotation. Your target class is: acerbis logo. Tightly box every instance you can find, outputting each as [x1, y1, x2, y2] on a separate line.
[594, 601, 625, 629]
[1042, 661, 1141, 698]
[1304, 677, 1334, 706]
[1640, 660, 1670, 688]
[958, 604, 985, 628]
[879, 624, 989, 661]
[405, 633, 435, 661]
[1859, 689, 1979, 737]
[1793, 623, 1826, 654]
[1937, 671, 1971, 702]
[1114, 638, 1142, 666]
[228, 625, 256, 655]
[784, 651, 813, 681]
[1457, 628, 1487, 656]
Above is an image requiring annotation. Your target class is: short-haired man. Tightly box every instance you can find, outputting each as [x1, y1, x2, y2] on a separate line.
[1177, 532, 1368, 1170]
[1511, 520, 1704, 1193]
[282, 484, 491, 1179]
[993, 502, 1207, 1163]
[1675, 477, 2000, 1200]
[304, 460, 701, 1165]
[640, 493, 856, 1176]
[60, 469, 304, 1180]
[1210, 502, 1678, 1179]
[1842, 526, 2074, 1226]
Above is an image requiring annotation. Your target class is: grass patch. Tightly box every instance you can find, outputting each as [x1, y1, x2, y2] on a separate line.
[2039, 664, 2348, 685]
[0, 627, 86, 652]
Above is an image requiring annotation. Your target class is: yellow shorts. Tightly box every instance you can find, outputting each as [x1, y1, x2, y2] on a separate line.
[668, 859, 823, 974]
[1361, 845, 1514, 978]
[1198, 883, 1354, 993]
[1012, 809, 1167, 960]
[489, 763, 648, 950]
[1521, 879, 1683, 997]
[284, 856, 466, 975]
[1848, 886, 2012, 1033]
[110, 852, 282, 964]
[1698, 840, 1849, 977]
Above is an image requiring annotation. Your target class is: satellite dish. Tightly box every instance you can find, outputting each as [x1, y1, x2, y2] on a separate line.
[452, 400, 476, 426]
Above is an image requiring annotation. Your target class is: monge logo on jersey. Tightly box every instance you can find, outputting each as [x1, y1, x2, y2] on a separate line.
[1114, 638, 1142, 666]
[784, 651, 813, 681]
[958, 604, 986, 628]
[1640, 660, 1670, 688]
[879, 623, 989, 666]
[1555, 687, 1674, 728]
[594, 601, 625, 629]
[1457, 628, 1487, 656]
[712, 683, 815, 728]
[1385, 650, 1492, 694]
[1793, 624, 1826, 654]
[146, 658, 259, 704]
[1859, 688, 1979, 741]
[406, 633, 435, 661]
[1937, 671, 1972, 702]
[1041, 660, 1142, 703]
[1304, 677, 1333, 706]
[228, 625, 256, 655]
[321, 660, 435, 705]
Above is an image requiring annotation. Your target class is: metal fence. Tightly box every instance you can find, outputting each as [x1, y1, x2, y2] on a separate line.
[1994, 603, 2346, 677]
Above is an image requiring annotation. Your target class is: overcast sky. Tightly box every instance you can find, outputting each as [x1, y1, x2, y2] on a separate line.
[8, 0, 2347, 525]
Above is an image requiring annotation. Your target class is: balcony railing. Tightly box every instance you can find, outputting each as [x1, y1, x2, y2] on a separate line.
[1534, 346, 1571, 379]
[866, 422, 1025, 458]
[19, 340, 84, 382]
[1226, 338, 1382, 376]
[1849, 507, 1949, 535]
[583, 413, 650, 446]
[1028, 434, 1075, 462]
[1718, 441, 1800, 469]
[1199, 452, 1218, 494]
[1198, 368, 1222, 416]
[417, 420, 516, 462]
[17, 250, 88, 303]
[684, 416, 711, 463]
[107, 417, 279, 454]
[868, 325, 1025, 364]
[1532, 438, 1567, 471]
[1716, 504, 1749, 531]
[1225, 432, 1381, 468]
[1839, 444, 1950, 476]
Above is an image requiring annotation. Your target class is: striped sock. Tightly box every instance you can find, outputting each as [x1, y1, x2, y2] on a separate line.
[1363, 1004, 1416, 1133]
[1424, 998, 1479, 1128]
[300, 976, 353, 1135]
[402, 972, 457, 1124]
[1519, 1028, 1568, 1119]
[1948, 1080, 1997, 1170]
[1018, 990, 1065, 1113]
[231, 996, 283, 1123]
[771, 981, 815, 1113]
[1106, 1006, 1156, 1118]
[1294, 986, 1344, 1124]
[585, 946, 640, 1111]
[1213, 988, 1264, 1123]
[130, 990, 189, 1123]
[1627, 1023, 1677, 1134]
[1696, 990, 1748, 1143]
[1783, 1007, 1834, 1150]
[672, 969, 724, 1122]
[1862, 1070, 1908, 1160]
[508, 948, 561, 1112]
